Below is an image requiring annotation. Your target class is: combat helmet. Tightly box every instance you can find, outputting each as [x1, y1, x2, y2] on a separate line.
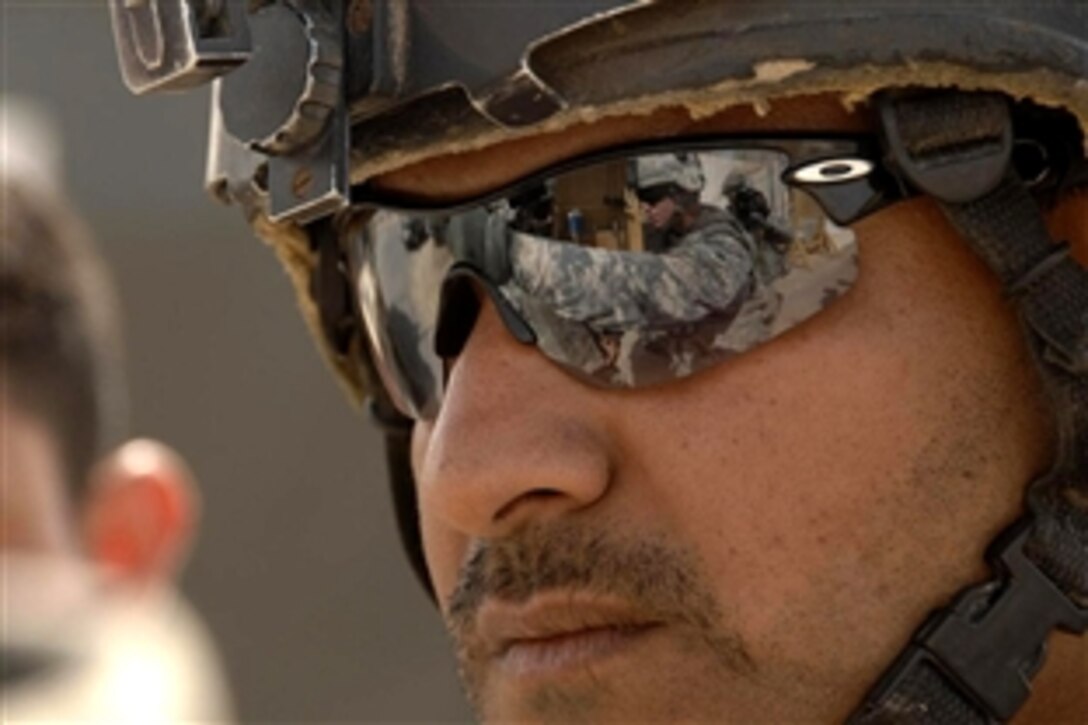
[635, 153, 706, 194]
[110, 2, 1087, 722]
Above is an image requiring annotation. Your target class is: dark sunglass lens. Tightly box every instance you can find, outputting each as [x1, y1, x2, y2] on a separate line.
[636, 185, 670, 205]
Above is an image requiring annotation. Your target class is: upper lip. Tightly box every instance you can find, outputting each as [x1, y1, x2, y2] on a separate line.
[473, 591, 662, 656]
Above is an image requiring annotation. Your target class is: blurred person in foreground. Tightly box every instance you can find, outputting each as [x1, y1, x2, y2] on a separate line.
[1, 100, 231, 722]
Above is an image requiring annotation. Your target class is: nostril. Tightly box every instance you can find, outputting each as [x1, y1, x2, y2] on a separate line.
[493, 488, 565, 523]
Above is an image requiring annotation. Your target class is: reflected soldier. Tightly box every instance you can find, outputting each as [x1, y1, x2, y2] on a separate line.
[501, 153, 780, 384]
[634, 153, 713, 253]
[723, 171, 792, 282]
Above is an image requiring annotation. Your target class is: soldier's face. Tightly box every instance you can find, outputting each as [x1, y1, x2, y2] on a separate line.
[642, 195, 679, 231]
[379, 95, 1057, 721]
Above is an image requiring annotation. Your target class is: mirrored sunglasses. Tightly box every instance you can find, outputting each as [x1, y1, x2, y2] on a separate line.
[346, 136, 904, 420]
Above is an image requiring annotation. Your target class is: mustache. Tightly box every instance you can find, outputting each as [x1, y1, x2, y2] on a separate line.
[444, 522, 741, 654]
[443, 524, 756, 721]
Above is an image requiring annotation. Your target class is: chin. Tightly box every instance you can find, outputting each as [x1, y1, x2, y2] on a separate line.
[464, 626, 798, 724]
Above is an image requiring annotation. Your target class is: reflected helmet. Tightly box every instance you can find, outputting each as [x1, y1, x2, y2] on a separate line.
[635, 153, 705, 193]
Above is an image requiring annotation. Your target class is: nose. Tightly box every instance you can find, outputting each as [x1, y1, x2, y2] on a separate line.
[413, 297, 613, 541]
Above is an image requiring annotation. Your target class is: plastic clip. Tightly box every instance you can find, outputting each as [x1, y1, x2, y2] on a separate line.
[879, 93, 1014, 204]
[860, 518, 1088, 721]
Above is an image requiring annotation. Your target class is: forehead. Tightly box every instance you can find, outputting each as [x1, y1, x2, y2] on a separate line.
[370, 93, 873, 203]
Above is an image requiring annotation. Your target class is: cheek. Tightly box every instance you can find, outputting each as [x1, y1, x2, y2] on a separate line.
[412, 421, 465, 608]
[616, 199, 1046, 672]
[649, 200, 674, 227]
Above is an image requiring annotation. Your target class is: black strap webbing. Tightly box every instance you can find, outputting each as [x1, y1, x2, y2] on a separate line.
[942, 178, 1088, 606]
[370, 398, 433, 598]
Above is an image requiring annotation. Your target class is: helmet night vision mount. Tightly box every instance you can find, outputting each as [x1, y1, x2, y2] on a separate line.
[110, 1, 1088, 228]
[110, 0, 644, 226]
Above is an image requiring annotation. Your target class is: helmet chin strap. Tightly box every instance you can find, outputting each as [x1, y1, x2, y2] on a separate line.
[369, 395, 433, 598]
[850, 91, 1088, 724]
[367, 90, 1088, 723]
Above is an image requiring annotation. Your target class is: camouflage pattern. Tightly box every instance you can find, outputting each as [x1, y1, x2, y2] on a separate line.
[634, 153, 705, 193]
[508, 207, 753, 330]
[501, 206, 796, 387]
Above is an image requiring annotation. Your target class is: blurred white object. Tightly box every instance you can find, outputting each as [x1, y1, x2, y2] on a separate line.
[2, 554, 233, 723]
[0, 98, 64, 193]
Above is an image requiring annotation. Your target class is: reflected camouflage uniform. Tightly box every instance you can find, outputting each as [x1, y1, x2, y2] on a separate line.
[502, 206, 784, 386]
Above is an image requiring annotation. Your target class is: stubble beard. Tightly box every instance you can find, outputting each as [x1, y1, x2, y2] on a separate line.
[443, 522, 756, 722]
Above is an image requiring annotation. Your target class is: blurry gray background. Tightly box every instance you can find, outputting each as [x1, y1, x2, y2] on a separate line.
[4, 3, 471, 721]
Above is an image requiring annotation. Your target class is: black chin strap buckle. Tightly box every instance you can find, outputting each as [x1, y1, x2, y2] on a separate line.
[853, 518, 1088, 723]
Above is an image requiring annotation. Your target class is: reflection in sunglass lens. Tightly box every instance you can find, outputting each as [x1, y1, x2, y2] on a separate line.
[636, 184, 672, 206]
[352, 146, 865, 420]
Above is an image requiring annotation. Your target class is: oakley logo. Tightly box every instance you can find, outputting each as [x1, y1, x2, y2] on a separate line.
[790, 158, 874, 184]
